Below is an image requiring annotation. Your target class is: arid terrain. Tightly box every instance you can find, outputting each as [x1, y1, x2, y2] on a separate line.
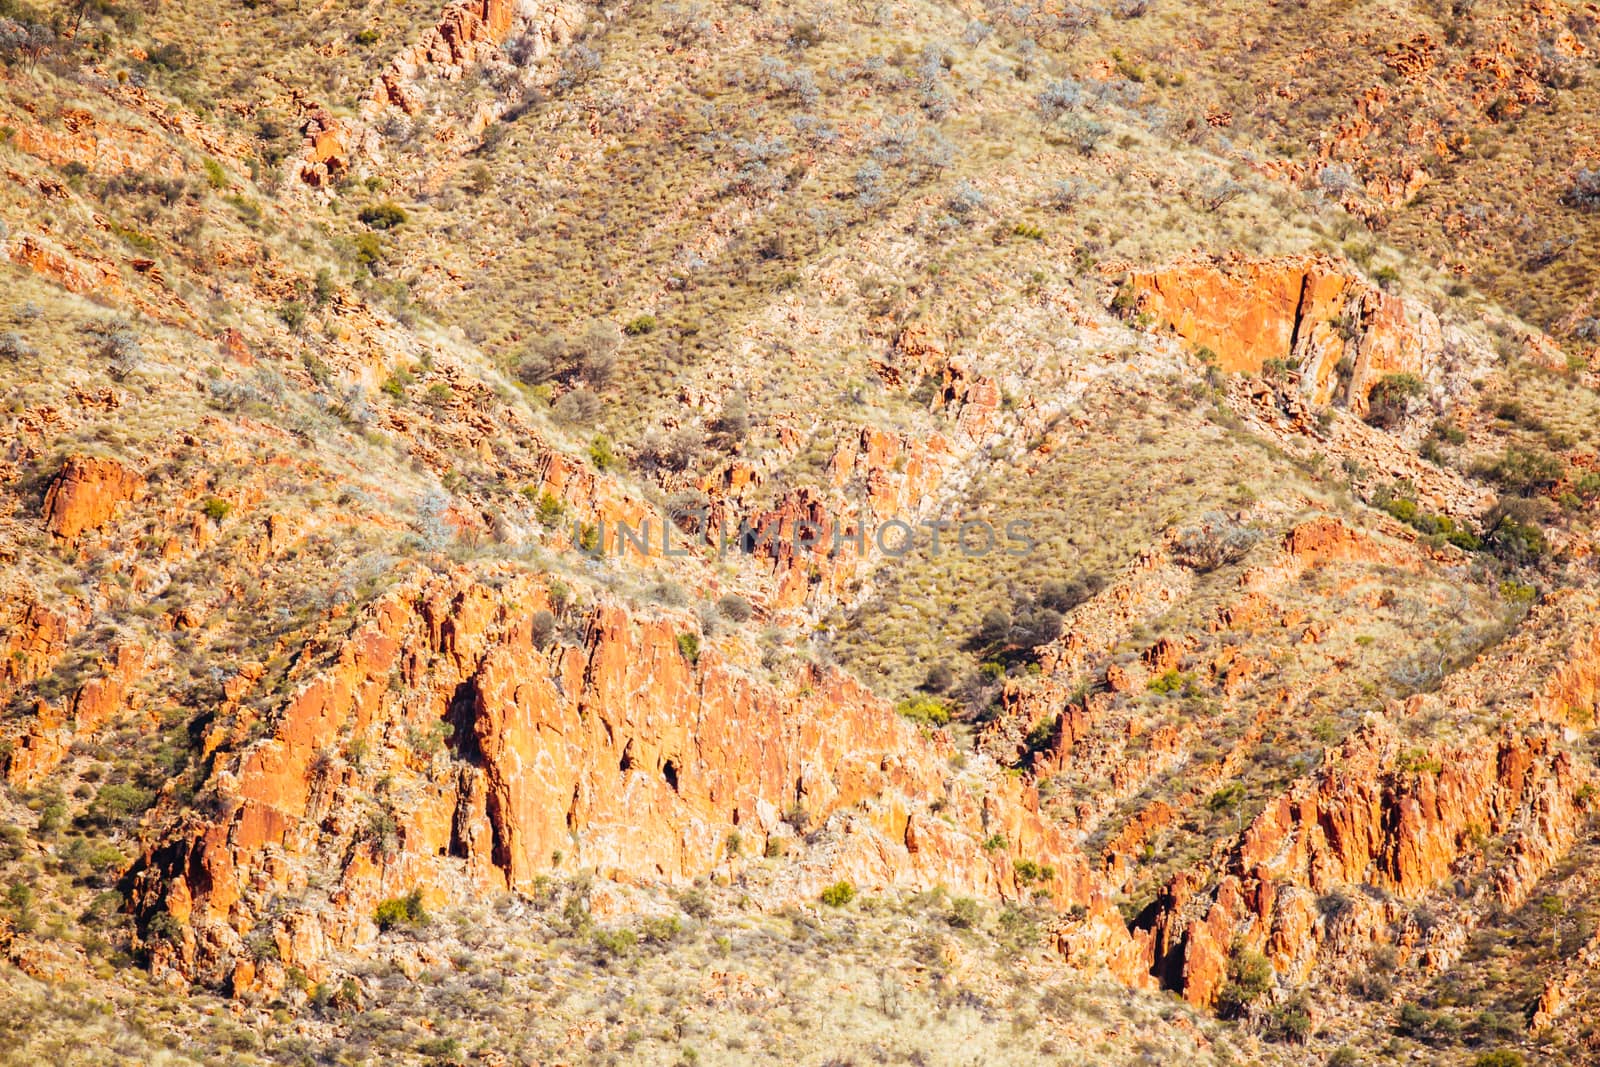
[2, 0, 1600, 1063]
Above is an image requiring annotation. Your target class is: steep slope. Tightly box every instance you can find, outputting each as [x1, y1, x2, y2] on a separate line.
[4, 0, 1600, 1064]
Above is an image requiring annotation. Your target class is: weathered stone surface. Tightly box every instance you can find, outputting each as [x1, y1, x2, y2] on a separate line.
[1128, 590, 1600, 1007]
[1125, 253, 1441, 416]
[42, 455, 145, 539]
[5, 643, 145, 787]
[130, 565, 1101, 987]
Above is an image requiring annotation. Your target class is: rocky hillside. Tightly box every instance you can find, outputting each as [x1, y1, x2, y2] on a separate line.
[2, 0, 1600, 1064]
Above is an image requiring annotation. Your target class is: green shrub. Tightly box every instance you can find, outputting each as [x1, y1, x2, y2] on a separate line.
[1146, 669, 1193, 695]
[1366, 372, 1423, 427]
[354, 28, 379, 45]
[591, 927, 637, 956]
[676, 889, 713, 919]
[313, 268, 336, 306]
[1396, 748, 1443, 774]
[1499, 579, 1536, 604]
[353, 232, 382, 269]
[624, 314, 657, 335]
[1110, 279, 1138, 314]
[947, 897, 981, 928]
[588, 434, 622, 472]
[1014, 859, 1056, 885]
[82, 783, 153, 827]
[201, 497, 232, 523]
[1475, 446, 1563, 495]
[895, 695, 951, 726]
[1397, 1002, 1439, 1038]
[374, 889, 427, 931]
[819, 881, 855, 907]
[1207, 782, 1246, 812]
[676, 632, 701, 664]
[1265, 993, 1311, 1043]
[358, 201, 408, 230]
[5, 883, 33, 912]
[277, 301, 307, 331]
[36, 794, 67, 835]
[1487, 516, 1546, 562]
[530, 490, 565, 526]
[1373, 485, 1483, 550]
[1022, 717, 1056, 755]
[201, 158, 228, 190]
[1215, 941, 1272, 1018]
[1471, 1052, 1525, 1067]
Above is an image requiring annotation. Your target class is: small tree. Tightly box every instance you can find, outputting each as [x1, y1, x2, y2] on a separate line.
[716, 594, 752, 622]
[1366, 372, 1424, 428]
[553, 388, 602, 425]
[574, 320, 621, 386]
[532, 490, 565, 527]
[1216, 941, 1273, 1018]
[102, 330, 146, 382]
[921, 662, 955, 692]
[947, 897, 981, 929]
[531, 609, 556, 648]
[1173, 513, 1261, 572]
[1562, 169, 1600, 211]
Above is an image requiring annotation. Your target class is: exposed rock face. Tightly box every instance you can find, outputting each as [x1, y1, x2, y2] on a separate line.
[1140, 724, 1581, 1007]
[1530, 920, 1600, 1032]
[1125, 254, 1441, 416]
[297, 0, 589, 185]
[7, 107, 184, 178]
[130, 565, 1097, 988]
[41, 455, 145, 539]
[6, 233, 121, 296]
[1223, 374, 1494, 519]
[6, 644, 145, 787]
[0, 597, 77, 692]
[1106, 589, 1600, 1008]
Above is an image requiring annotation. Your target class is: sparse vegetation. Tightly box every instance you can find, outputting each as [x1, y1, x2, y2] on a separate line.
[0, 3, 1594, 1064]
[819, 881, 856, 907]
[374, 889, 428, 931]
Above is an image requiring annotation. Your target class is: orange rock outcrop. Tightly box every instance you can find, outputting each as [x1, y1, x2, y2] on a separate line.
[1139, 724, 1581, 1007]
[6, 644, 145, 787]
[41, 455, 145, 539]
[130, 565, 1100, 988]
[1125, 254, 1441, 416]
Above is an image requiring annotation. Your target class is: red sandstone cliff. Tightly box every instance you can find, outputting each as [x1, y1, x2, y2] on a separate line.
[41, 455, 145, 539]
[1124, 254, 1442, 417]
[129, 564, 1098, 992]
